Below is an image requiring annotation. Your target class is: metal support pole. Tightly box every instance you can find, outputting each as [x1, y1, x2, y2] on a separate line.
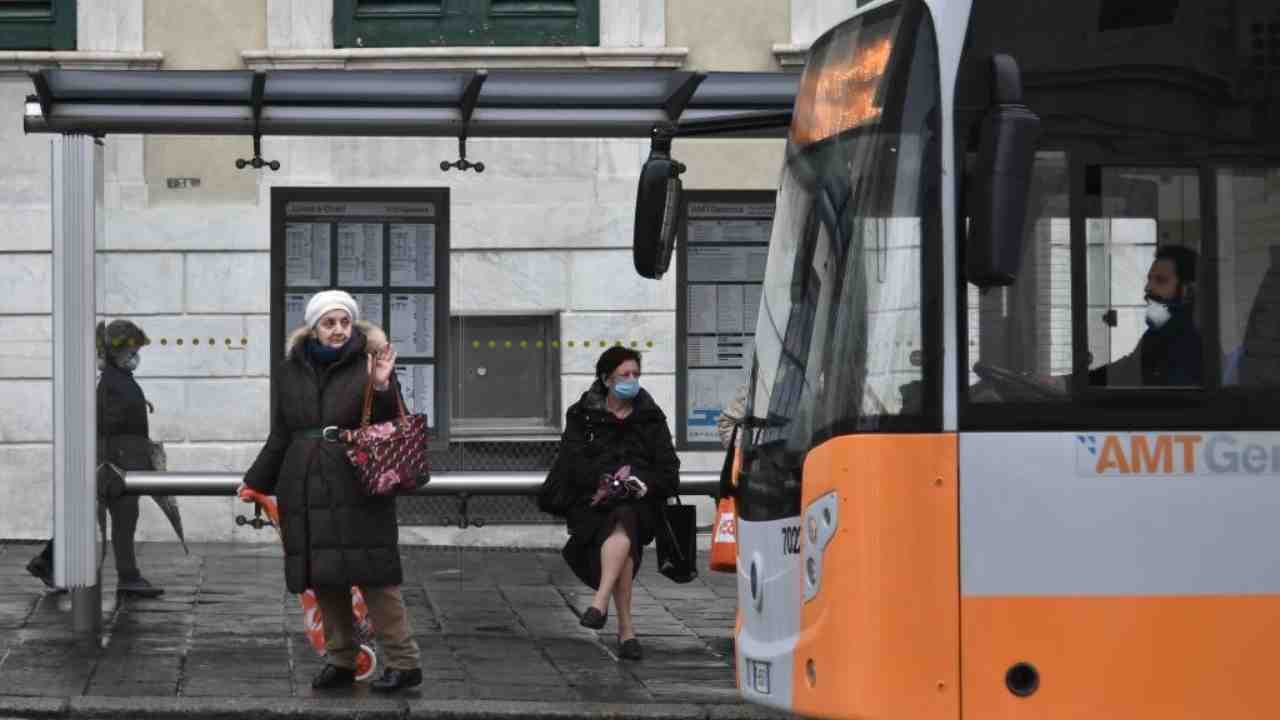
[51, 133, 102, 635]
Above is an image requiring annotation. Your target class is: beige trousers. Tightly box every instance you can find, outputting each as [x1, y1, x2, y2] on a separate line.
[313, 585, 421, 671]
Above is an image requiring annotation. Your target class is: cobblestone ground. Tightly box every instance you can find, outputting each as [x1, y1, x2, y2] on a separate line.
[0, 540, 746, 706]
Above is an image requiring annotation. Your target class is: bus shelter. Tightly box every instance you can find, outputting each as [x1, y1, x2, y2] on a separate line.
[20, 67, 797, 633]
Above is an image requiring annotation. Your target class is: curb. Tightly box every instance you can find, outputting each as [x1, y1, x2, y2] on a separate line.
[0, 696, 787, 720]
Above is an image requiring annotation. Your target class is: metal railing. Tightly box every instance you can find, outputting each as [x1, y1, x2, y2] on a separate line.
[123, 470, 721, 498]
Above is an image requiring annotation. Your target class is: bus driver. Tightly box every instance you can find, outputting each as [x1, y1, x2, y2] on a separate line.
[1089, 246, 1203, 388]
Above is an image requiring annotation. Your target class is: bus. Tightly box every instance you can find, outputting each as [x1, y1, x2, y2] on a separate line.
[639, 0, 1280, 717]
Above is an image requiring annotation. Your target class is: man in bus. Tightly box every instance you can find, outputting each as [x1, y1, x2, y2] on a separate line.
[1089, 246, 1203, 387]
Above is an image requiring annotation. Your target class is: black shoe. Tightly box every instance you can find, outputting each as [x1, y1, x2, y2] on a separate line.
[371, 667, 423, 693]
[579, 606, 607, 629]
[619, 637, 642, 661]
[26, 557, 55, 590]
[117, 576, 164, 598]
[312, 664, 356, 689]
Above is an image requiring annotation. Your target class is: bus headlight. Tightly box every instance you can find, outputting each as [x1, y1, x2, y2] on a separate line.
[802, 491, 839, 603]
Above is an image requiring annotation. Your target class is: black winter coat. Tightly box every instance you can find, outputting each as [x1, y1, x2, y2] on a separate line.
[1089, 310, 1204, 387]
[98, 363, 155, 473]
[243, 322, 406, 593]
[551, 383, 680, 583]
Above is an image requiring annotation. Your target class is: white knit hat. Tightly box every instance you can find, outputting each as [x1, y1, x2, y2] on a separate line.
[304, 290, 360, 328]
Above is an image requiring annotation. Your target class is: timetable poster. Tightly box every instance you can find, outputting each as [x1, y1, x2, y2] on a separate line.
[285, 223, 332, 287]
[389, 224, 436, 287]
[682, 199, 773, 445]
[337, 223, 384, 286]
[394, 364, 436, 427]
[389, 293, 435, 358]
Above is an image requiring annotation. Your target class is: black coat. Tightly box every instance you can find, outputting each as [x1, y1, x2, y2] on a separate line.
[243, 322, 406, 593]
[98, 363, 154, 472]
[1089, 310, 1204, 387]
[551, 383, 680, 583]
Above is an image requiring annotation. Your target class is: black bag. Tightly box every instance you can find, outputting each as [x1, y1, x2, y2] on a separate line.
[537, 463, 575, 517]
[655, 497, 699, 583]
[538, 436, 581, 516]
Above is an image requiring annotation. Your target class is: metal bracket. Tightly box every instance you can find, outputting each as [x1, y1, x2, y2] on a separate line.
[234, 503, 273, 530]
[440, 492, 486, 529]
[441, 70, 486, 173]
[662, 71, 707, 124]
[29, 70, 54, 124]
[236, 72, 280, 172]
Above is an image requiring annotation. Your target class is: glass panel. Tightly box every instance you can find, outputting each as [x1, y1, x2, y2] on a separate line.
[967, 151, 1072, 403]
[1085, 167, 1203, 388]
[739, 1, 940, 522]
[1219, 167, 1280, 388]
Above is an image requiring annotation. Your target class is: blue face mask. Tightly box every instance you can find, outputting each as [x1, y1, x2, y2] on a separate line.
[611, 379, 640, 400]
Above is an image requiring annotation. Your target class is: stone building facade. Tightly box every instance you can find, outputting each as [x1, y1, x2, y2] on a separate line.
[0, 0, 862, 544]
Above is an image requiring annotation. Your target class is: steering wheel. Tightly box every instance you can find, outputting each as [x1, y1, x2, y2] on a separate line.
[971, 362, 1067, 401]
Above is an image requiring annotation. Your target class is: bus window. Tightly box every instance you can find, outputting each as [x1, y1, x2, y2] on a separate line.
[967, 151, 1071, 403]
[1085, 167, 1203, 388]
[1220, 167, 1280, 388]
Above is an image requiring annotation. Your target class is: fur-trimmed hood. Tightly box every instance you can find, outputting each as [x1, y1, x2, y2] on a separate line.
[284, 320, 388, 358]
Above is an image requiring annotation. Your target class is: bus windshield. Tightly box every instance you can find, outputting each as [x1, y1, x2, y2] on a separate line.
[739, 1, 940, 521]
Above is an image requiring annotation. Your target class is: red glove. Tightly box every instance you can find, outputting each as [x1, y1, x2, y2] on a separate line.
[237, 484, 266, 504]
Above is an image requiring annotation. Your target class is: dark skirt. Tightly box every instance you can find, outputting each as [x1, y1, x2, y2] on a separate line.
[562, 501, 656, 590]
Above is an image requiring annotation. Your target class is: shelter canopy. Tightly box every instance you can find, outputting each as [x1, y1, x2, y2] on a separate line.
[24, 68, 799, 138]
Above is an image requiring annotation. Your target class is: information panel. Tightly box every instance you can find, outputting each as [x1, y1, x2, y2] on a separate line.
[678, 194, 774, 447]
[275, 192, 448, 438]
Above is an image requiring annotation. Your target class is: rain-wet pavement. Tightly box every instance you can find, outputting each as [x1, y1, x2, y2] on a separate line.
[0, 540, 782, 719]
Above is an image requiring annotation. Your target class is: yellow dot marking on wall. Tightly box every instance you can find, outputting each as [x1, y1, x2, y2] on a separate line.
[488, 340, 496, 349]
[551, 341, 559, 348]
[631, 341, 638, 348]
[567, 341, 575, 348]
[176, 339, 184, 346]
[241, 338, 249, 346]
[536, 341, 545, 348]
[160, 339, 168, 346]
[504, 341, 512, 349]
[472, 340, 480, 349]
[646, 341, 654, 348]
[520, 341, 528, 349]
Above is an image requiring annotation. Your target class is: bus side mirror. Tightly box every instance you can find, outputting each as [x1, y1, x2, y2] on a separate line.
[633, 129, 686, 280]
[966, 54, 1041, 288]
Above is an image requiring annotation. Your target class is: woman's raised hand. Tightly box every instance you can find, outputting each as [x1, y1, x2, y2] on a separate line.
[368, 343, 397, 390]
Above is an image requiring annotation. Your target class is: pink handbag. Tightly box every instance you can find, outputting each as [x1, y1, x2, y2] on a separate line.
[340, 379, 430, 496]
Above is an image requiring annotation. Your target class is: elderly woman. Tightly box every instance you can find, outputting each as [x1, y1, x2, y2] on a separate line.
[239, 290, 422, 692]
[27, 319, 165, 597]
[550, 347, 680, 660]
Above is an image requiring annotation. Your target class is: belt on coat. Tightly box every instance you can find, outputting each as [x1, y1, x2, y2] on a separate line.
[294, 426, 343, 442]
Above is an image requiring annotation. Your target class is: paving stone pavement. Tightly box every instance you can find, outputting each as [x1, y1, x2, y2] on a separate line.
[0, 540, 787, 719]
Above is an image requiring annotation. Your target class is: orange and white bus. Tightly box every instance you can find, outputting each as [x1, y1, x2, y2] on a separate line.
[674, 0, 1280, 717]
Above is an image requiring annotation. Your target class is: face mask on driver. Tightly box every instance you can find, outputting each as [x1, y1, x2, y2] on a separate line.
[1144, 298, 1173, 329]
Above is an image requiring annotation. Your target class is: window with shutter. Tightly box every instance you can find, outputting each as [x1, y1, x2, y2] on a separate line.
[0, 0, 75, 50]
[333, 0, 598, 48]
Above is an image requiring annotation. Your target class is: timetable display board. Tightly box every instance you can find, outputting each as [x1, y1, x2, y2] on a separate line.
[677, 192, 775, 449]
[273, 191, 450, 439]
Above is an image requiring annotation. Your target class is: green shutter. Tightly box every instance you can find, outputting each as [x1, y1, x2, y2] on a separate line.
[0, 0, 76, 50]
[334, 0, 597, 48]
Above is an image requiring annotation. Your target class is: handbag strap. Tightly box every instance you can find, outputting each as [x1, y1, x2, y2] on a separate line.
[360, 373, 408, 428]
